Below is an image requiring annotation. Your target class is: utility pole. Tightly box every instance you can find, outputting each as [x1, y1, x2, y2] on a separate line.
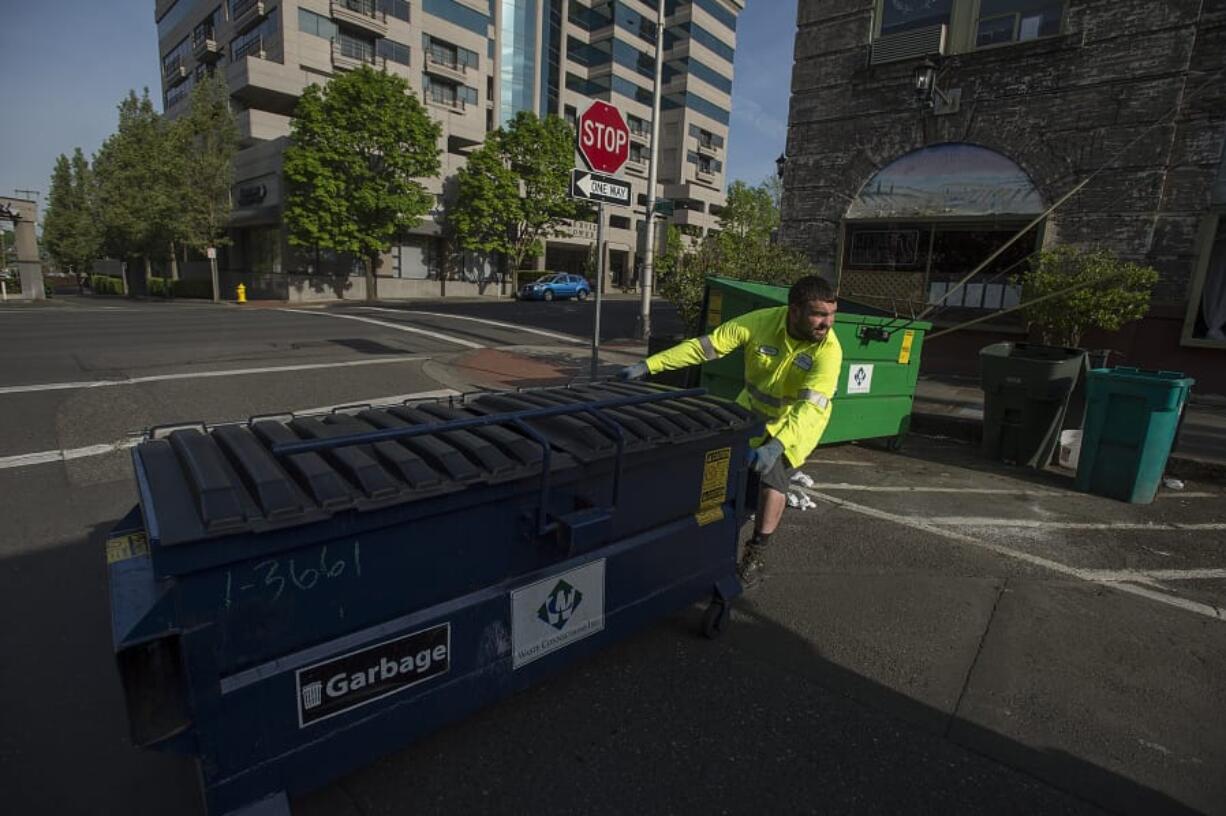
[634, 0, 666, 342]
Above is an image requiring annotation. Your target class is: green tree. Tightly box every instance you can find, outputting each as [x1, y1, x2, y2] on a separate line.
[43, 150, 101, 280]
[173, 73, 239, 285]
[1017, 245, 1158, 347]
[450, 112, 580, 292]
[93, 90, 180, 292]
[283, 66, 441, 301]
[657, 180, 817, 333]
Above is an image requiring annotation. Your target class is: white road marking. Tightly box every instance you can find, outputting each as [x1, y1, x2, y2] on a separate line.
[279, 308, 483, 348]
[806, 482, 1218, 499]
[924, 517, 1226, 531]
[0, 388, 462, 471]
[807, 460, 877, 467]
[800, 487, 1225, 621]
[0, 355, 429, 396]
[361, 307, 585, 344]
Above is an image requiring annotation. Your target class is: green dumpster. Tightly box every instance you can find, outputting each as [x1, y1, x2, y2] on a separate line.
[697, 277, 930, 449]
[1075, 367, 1195, 504]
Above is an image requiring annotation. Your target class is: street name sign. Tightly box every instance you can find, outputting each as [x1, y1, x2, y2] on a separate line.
[576, 100, 630, 175]
[570, 169, 632, 207]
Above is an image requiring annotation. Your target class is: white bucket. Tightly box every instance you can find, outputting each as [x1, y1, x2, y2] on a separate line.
[1058, 429, 1082, 470]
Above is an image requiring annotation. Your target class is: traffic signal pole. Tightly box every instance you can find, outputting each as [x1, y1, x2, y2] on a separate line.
[635, 0, 666, 342]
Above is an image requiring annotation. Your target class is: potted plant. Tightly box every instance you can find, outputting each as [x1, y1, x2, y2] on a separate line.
[1016, 245, 1159, 363]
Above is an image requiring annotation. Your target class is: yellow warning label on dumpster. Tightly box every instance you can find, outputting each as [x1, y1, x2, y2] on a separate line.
[105, 531, 149, 564]
[696, 447, 731, 526]
[898, 330, 915, 365]
[706, 290, 723, 329]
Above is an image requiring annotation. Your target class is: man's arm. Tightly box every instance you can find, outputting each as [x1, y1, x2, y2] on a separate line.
[768, 344, 843, 466]
[644, 316, 753, 374]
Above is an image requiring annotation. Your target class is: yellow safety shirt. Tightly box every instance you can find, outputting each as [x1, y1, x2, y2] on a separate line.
[645, 305, 842, 467]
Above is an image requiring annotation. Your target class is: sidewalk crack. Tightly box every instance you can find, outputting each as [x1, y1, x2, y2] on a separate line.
[945, 577, 1008, 737]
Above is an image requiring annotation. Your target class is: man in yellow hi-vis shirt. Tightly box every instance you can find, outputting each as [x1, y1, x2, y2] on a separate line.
[619, 276, 842, 587]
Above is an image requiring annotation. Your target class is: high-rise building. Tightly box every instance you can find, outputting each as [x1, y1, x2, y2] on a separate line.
[154, 0, 743, 292]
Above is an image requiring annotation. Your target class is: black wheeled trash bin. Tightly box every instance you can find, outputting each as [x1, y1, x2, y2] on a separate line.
[979, 342, 1087, 468]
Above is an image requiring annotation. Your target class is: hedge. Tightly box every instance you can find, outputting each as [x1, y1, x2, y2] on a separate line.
[90, 275, 125, 295]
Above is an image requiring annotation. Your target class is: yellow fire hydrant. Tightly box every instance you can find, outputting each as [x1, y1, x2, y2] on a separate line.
[236, 283, 247, 304]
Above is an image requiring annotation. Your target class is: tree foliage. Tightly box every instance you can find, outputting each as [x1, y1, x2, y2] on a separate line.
[1017, 245, 1158, 347]
[449, 112, 581, 290]
[42, 149, 100, 278]
[658, 180, 817, 333]
[93, 90, 181, 284]
[283, 66, 441, 299]
[174, 73, 240, 254]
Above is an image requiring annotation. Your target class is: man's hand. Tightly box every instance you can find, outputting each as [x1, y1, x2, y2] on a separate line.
[617, 361, 649, 381]
[747, 439, 784, 475]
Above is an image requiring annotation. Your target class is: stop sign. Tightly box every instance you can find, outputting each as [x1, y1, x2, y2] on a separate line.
[577, 101, 630, 175]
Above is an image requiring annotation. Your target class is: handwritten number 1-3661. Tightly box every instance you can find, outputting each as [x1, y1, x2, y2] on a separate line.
[224, 541, 361, 608]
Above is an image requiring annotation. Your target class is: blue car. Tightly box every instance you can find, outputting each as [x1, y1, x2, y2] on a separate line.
[518, 273, 592, 302]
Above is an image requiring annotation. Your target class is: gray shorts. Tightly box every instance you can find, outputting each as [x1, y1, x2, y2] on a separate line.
[757, 452, 797, 495]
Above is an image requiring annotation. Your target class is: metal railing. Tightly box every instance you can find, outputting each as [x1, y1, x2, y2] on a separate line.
[427, 90, 467, 110]
[338, 0, 378, 16]
[233, 35, 265, 61]
[230, 0, 261, 21]
[192, 25, 216, 47]
[426, 46, 465, 72]
[332, 37, 377, 64]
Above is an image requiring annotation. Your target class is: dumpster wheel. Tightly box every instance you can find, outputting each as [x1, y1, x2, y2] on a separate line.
[886, 435, 904, 453]
[701, 599, 729, 639]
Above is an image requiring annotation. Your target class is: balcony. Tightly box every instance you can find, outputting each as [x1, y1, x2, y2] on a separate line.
[192, 28, 223, 62]
[695, 166, 717, 184]
[696, 138, 720, 157]
[233, 35, 266, 62]
[231, 0, 267, 33]
[331, 38, 378, 72]
[425, 91, 468, 115]
[628, 123, 651, 143]
[163, 58, 189, 86]
[425, 47, 469, 84]
[330, 0, 389, 38]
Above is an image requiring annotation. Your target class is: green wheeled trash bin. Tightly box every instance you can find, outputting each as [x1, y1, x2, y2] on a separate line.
[979, 342, 1087, 468]
[697, 277, 930, 450]
[1075, 367, 1195, 504]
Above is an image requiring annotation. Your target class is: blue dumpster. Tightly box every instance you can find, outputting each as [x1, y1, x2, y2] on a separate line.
[107, 382, 760, 815]
[1075, 367, 1195, 504]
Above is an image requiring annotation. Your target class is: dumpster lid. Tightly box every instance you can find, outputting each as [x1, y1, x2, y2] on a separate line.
[705, 276, 931, 330]
[132, 383, 756, 549]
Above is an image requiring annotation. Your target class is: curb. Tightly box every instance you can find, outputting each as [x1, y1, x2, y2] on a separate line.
[909, 411, 1226, 484]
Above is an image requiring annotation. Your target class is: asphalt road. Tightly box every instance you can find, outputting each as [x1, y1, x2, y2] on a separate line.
[1, 296, 1222, 816]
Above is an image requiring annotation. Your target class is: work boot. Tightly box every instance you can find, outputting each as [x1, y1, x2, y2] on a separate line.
[737, 538, 768, 590]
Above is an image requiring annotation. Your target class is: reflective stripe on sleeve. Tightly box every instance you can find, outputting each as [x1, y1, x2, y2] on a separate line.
[746, 382, 783, 408]
[698, 335, 719, 361]
[798, 389, 831, 410]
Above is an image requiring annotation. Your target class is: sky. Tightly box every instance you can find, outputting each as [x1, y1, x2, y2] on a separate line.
[0, 0, 794, 219]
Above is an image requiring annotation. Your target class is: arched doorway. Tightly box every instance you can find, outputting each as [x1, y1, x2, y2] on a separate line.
[839, 143, 1045, 318]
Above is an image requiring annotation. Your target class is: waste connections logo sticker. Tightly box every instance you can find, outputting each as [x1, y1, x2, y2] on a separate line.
[538, 579, 583, 631]
[512, 560, 605, 669]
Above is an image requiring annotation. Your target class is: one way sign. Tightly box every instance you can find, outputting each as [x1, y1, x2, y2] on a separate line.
[570, 169, 632, 207]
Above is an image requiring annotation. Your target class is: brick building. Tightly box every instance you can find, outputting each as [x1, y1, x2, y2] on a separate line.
[780, 0, 1226, 389]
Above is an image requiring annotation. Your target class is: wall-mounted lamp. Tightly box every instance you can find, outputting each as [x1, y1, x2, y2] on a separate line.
[913, 58, 960, 115]
[775, 153, 787, 179]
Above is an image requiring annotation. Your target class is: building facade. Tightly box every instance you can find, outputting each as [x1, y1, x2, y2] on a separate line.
[153, 0, 743, 294]
[781, 0, 1226, 387]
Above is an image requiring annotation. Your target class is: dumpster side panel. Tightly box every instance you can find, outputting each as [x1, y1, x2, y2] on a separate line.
[197, 509, 742, 812]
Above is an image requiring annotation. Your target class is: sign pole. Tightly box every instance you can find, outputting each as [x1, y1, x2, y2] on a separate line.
[591, 201, 605, 380]
[208, 246, 219, 303]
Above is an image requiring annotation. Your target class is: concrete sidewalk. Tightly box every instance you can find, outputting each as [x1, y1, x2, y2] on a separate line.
[912, 375, 1226, 481]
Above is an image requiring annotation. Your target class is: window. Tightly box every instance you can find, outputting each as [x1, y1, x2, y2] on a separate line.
[568, 0, 612, 31]
[230, 7, 278, 61]
[611, 75, 654, 106]
[612, 38, 655, 80]
[298, 8, 337, 40]
[683, 22, 735, 64]
[422, 0, 491, 36]
[564, 104, 578, 128]
[193, 6, 222, 45]
[628, 114, 650, 136]
[337, 30, 376, 62]
[670, 56, 733, 95]
[379, 0, 411, 22]
[1187, 214, 1226, 343]
[665, 0, 738, 31]
[423, 74, 479, 107]
[880, 0, 953, 37]
[610, 215, 631, 229]
[423, 35, 480, 69]
[378, 38, 411, 66]
[162, 36, 190, 75]
[630, 143, 649, 163]
[566, 35, 609, 67]
[689, 124, 724, 149]
[165, 73, 195, 109]
[975, 0, 1065, 47]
